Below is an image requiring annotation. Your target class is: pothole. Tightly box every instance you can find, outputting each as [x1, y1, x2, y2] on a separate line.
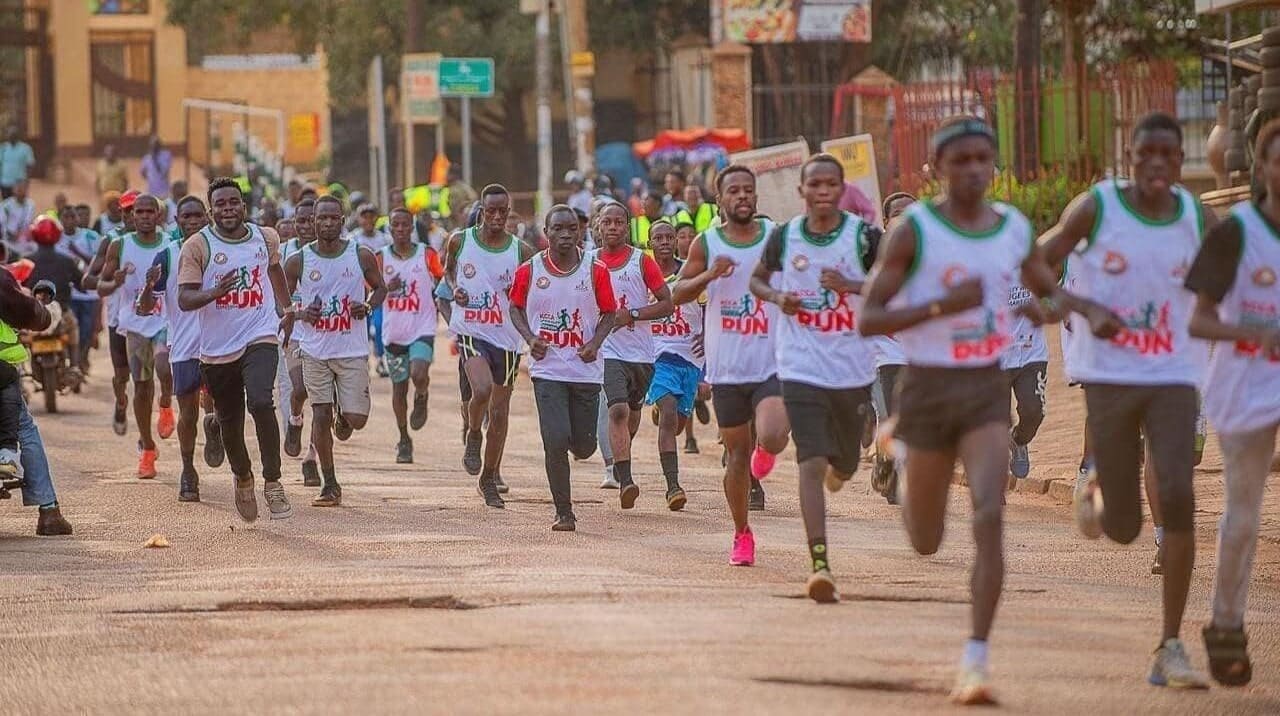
[115, 595, 482, 614]
[754, 676, 944, 694]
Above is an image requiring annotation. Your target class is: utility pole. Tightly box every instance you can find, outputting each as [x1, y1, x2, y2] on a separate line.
[405, 0, 429, 186]
[536, 0, 553, 216]
[1013, 0, 1041, 180]
[563, 0, 595, 174]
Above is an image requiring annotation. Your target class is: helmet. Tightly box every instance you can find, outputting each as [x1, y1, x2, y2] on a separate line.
[31, 217, 61, 247]
[119, 190, 140, 210]
[564, 170, 585, 186]
[32, 279, 55, 297]
[348, 191, 367, 209]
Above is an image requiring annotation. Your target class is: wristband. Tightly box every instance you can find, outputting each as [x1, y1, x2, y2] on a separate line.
[928, 301, 943, 317]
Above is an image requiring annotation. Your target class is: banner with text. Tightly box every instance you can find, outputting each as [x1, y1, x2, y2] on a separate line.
[729, 140, 809, 223]
[821, 134, 882, 226]
[723, 1, 871, 43]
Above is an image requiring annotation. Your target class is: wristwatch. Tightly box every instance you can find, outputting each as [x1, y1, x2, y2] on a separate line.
[629, 308, 640, 321]
[928, 301, 943, 317]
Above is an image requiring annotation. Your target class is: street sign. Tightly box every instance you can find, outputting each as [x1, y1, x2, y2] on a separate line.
[401, 53, 442, 124]
[440, 58, 496, 98]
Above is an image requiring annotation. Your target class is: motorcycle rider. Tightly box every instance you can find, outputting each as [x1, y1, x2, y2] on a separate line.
[24, 217, 81, 362]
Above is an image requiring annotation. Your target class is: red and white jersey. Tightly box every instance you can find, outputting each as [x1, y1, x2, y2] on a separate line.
[115, 232, 169, 338]
[448, 227, 523, 352]
[197, 224, 279, 360]
[379, 243, 441, 345]
[594, 245, 667, 363]
[651, 266, 704, 368]
[1065, 180, 1205, 386]
[895, 201, 1033, 368]
[510, 251, 616, 383]
[702, 219, 778, 384]
[1203, 202, 1280, 433]
[295, 240, 369, 361]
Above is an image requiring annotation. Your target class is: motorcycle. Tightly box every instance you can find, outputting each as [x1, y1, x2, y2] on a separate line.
[21, 321, 83, 415]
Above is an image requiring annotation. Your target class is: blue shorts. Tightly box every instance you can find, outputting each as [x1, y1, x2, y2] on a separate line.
[171, 358, 203, 398]
[645, 354, 703, 417]
[385, 338, 435, 383]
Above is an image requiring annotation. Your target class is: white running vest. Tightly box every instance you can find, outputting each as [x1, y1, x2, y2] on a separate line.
[1065, 180, 1206, 386]
[296, 240, 369, 360]
[873, 335, 907, 368]
[597, 246, 655, 363]
[67, 229, 102, 302]
[525, 253, 606, 384]
[380, 244, 438, 345]
[651, 266, 704, 368]
[105, 228, 127, 329]
[1001, 278, 1049, 369]
[115, 232, 169, 338]
[448, 228, 523, 351]
[159, 239, 200, 362]
[775, 212, 876, 389]
[702, 219, 778, 384]
[197, 224, 280, 360]
[1203, 202, 1280, 434]
[896, 201, 1033, 368]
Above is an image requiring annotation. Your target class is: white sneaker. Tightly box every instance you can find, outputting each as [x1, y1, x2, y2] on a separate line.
[600, 468, 619, 490]
[1073, 467, 1104, 539]
[1149, 638, 1210, 689]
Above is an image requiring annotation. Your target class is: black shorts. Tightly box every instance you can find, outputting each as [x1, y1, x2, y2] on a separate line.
[457, 335, 521, 389]
[782, 380, 871, 474]
[894, 364, 1010, 451]
[604, 359, 654, 410]
[109, 329, 129, 375]
[711, 376, 781, 429]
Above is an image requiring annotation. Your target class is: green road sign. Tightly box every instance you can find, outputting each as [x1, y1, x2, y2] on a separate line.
[439, 58, 495, 98]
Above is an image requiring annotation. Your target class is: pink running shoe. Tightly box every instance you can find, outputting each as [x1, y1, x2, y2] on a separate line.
[750, 445, 776, 480]
[730, 527, 755, 566]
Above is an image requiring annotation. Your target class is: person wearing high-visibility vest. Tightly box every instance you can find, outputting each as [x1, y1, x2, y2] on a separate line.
[630, 193, 666, 254]
[404, 184, 453, 224]
[675, 184, 718, 233]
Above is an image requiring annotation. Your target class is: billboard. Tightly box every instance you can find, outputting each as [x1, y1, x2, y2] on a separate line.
[821, 134, 882, 226]
[723, 1, 872, 44]
[729, 140, 809, 223]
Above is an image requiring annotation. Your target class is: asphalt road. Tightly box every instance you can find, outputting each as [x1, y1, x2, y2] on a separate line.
[1, 339, 1279, 714]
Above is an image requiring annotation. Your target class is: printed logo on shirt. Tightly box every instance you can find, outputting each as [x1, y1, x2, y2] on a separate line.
[1008, 285, 1034, 308]
[791, 254, 810, 272]
[462, 263, 477, 279]
[1110, 301, 1174, 355]
[462, 290, 504, 325]
[950, 307, 1009, 360]
[384, 265, 396, 276]
[385, 280, 420, 313]
[308, 269, 322, 282]
[941, 264, 968, 288]
[538, 308, 585, 348]
[215, 265, 265, 310]
[535, 276, 551, 290]
[653, 304, 693, 337]
[1171, 260, 1190, 280]
[213, 252, 228, 265]
[1253, 267, 1277, 287]
[1233, 300, 1280, 361]
[718, 293, 769, 336]
[314, 295, 355, 333]
[795, 288, 856, 333]
[1103, 250, 1128, 275]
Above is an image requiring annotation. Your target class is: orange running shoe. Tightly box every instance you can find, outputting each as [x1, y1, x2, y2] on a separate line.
[157, 406, 176, 440]
[138, 446, 159, 479]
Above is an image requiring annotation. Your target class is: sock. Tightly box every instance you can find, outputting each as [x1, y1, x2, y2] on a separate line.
[181, 452, 195, 472]
[614, 460, 633, 486]
[39, 501, 57, 511]
[961, 638, 988, 670]
[321, 464, 337, 487]
[659, 451, 679, 489]
[1154, 525, 1164, 547]
[808, 538, 829, 573]
[289, 413, 304, 427]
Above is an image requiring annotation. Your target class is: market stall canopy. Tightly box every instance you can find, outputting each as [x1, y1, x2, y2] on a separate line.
[633, 127, 752, 159]
[1197, 0, 1280, 13]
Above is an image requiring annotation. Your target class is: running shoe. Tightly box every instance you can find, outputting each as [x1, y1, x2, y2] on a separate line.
[694, 399, 710, 425]
[333, 410, 353, 442]
[666, 485, 687, 511]
[203, 414, 224, 468]
[620, 481, 640, 510]
[1149, 638, 1210, 689]
[1009, 440, 1030, 479]
[396, 437, 413, 464]
[1073, 467, 1104, 539]
[949, 664, 997, 706]
[729, 527, 755, 566]
[824, 466, 851, 493]
[1203, 625, 1252, 687]
[600, 469, 620, 490]
[157, 405, 176, 440]
[263, 480, 293, 520]
[233, 475, 258, 523]
[410, 393, 429, 430]
[494, 472, 509, 494]
[463, 430, 483, 475]
[748, 479, 765, 511]
[137, 444, 158, 480]
[478, 476, 505, 508]
[683, 435, 699, 454]
[806, 568, 839, 604]
[284, 419, 303, 457]
[552, 512, 577, 532]
[178, 469, 199, 502]
[750, 445, 776, 479]
[112, 401, 128, 436]
[301, 459, 321, 487]
[312, 484, 342, 507]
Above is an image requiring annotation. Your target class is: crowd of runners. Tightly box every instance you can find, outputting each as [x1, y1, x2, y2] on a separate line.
[14, 110, 1280, 705]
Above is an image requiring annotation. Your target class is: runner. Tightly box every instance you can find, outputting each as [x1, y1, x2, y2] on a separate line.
[58, 204, 102, 374]
[1187, 117, 1280, 688]
[672, 214, 710, 454]
[1038, 112, 1214, 690]
[284, 195, 386, 507]
[1003, 275, 1049, 480]
[867, 192, 914, 504]
[379, 206, 443, 463]
[349, 203, 391, 377]
[97, 194, 174, 479]
[594, 202, 673, 510]
[510, 205, 617, 530]
[443, 184, 532, 508]
[859, 116, 1076, 704]
[177, 177, 295, 522]
[84, 190, 138, 436]
[281, 198, 321, 487]
[672, 165, 788, 566]
[136, 195, 224, 500]
[750, 154, 876, 601]
[643, 220, 701, 510]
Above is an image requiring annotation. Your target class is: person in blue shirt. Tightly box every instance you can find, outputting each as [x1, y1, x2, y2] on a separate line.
[0, 127, 35, 200]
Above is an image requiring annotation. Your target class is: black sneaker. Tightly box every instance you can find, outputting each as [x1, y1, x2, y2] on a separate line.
[301, 459, 321, 487]
[333, 411, 353, 442]
[552, 512, 577, 531]
[683, 435, 700, 454]
[478, 476, 505, 508]
[410, 393, 429, 430]
[203, 415, 224, 468]
[312, 484, 342, 507]
[694, 399, 710, 425]
[463, 430, 483, 475]
[494, 472, 509, 494]
[284, 419, 303, 457]
[112, 402, 128, 436]
[620, 481, 640, 510]
[178, 469, 200, 502]
[396, 438, 413, 464]
[666, 485, 687, 511]
[748, 479, 766, 512]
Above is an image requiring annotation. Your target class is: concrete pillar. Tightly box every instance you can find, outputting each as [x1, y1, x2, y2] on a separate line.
[710, 42, 752, 136]
[48, 0, 93, 162]
[153, 0, 188, 151]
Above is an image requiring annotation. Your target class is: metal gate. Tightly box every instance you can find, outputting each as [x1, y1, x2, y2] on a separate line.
[0, 2, 54, 175]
